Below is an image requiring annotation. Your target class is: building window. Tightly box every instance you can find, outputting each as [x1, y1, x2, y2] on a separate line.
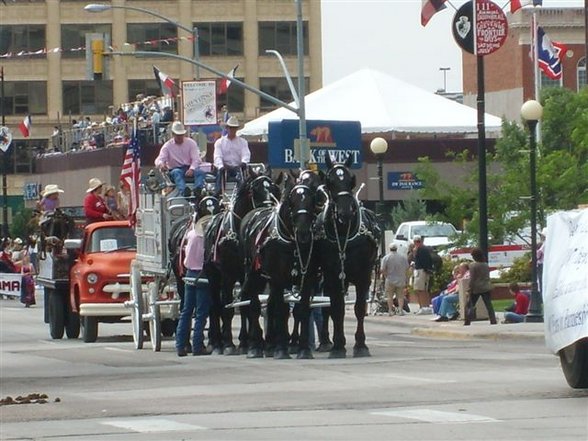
[195, 22, 243, 56]
[578, 57, 587, 91]
[258, 21, 308, 56]
[128, 79, 166, 101]
[62, 80, 113, 115]
[259, 77, 309, 110]
[1, 82, 47, 115]
[3, 139, 45, 174]
[0, 25, 46, 58]
[217, 78, 245, 113]
[127, 23, 178, 54]
[540, 71, 563, 89]
[61, 24, 112, 58]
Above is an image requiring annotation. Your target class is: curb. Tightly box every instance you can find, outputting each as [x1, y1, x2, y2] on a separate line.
[411, 326, 545, 341]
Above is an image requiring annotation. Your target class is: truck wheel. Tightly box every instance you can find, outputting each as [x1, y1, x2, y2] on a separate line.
[48, 292, 65, 340]
[130, 260, 144, 350]
[81, 316, 99, 343]
[66, 312, 80, 339]
[559, 338, 588, 389]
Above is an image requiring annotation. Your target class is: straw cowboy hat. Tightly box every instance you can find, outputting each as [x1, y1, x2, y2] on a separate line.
[86, 178, 104, 193]
[226, 116, 240, 128]
[42, 184, 64, 197]
[171, 121, 187, 135]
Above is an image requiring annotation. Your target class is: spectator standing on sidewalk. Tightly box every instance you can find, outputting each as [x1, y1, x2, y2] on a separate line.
[464, 247, 497, 326]
[502, 282, 530, 323]
[380, 243, 409, 315]
[411, 235, 434, 314]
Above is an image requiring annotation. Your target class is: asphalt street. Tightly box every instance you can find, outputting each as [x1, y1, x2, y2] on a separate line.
[0, 293, 586, 441]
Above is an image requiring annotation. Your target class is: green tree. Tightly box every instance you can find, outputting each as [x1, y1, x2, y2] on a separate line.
[388, 192, 428, 231]
[10, 208, 37, 240]
[412, 87, 588, 243]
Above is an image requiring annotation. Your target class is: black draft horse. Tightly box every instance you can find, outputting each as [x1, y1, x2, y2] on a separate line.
[315, 154, 381, 358]
[37, 209, 75, 258]
[204, 167, 281, 355]
[240, 174, 319, 359]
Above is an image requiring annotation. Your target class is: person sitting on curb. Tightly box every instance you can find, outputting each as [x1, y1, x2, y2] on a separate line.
[503, 282, 530, 323]
[434, 262, 469, 322]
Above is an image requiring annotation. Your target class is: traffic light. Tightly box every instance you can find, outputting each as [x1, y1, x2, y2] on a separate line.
[85, 33, 109, 80]
[91, 38, 104, 79]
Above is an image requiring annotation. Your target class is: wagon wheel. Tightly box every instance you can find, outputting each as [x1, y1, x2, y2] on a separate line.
[130, 260, 144, 350]
[148, 281, 162, 352]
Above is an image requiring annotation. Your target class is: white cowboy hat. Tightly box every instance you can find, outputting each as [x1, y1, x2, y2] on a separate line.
[226, 116, 240, 128]
[42, 184, 64, 197]
[171, 121, 187, 135]
[86, 178, 104, 193]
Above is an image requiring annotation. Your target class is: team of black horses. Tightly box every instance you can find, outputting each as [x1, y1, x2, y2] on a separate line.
[36, 155, 381, 358]
[198, 155, 381, 359]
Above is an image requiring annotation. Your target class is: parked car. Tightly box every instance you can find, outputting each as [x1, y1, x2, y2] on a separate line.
[387, 221, 458, 257]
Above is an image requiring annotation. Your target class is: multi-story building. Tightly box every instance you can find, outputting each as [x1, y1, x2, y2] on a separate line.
[0, 0, 322, 220]
[462, 7, 586, 122]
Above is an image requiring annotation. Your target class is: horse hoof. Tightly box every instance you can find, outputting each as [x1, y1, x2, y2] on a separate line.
[297, 349, 314, 360]
[328, 349, 347, 359]
[223, 346, 239, 356]
[211, 347, 223, 355]
[264, 348, 274, 358]
[246, 348, 263, 359]
[273, 349, 291, 359]
[288, 345, 299, 355]
[353, 346, 371, 358]
[238, 345, 249, 355]
[316, 342, 333, 353]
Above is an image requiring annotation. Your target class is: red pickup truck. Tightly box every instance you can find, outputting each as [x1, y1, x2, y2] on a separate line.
[38, 221, 137, 342]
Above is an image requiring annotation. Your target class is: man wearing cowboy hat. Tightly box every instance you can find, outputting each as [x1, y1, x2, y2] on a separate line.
[83, 178, 113, 225]
[155, 121, 205, 197]
[37, 184, 64, 213]
[213, 115, 250, 192]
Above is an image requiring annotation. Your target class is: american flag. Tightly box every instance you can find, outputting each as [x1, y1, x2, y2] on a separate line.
[120, 132, 141, 226]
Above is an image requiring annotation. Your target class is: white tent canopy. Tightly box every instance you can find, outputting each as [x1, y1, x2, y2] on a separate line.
[239, 68, 503, 137]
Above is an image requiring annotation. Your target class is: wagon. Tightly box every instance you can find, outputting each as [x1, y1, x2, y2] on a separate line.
[128, 190, 187, 351]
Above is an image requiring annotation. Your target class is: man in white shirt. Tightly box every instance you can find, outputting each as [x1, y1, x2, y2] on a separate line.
[213, 116, 251, 192]
[380, 243, 409, 315]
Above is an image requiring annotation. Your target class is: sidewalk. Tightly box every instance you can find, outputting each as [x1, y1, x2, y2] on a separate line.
[365, 304, 545, 341]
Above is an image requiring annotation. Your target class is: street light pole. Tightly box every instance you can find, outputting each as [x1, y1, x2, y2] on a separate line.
[521, 99, 544, 323]
[439, 67, 450, 92]
[370, 137, 388, 258]
[1, 66, 8, 238]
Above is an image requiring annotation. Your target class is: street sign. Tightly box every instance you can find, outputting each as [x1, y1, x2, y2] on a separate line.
[268, 120, 362, 169]
[0, 126, 12, 152]
[452, 0, 508, 56]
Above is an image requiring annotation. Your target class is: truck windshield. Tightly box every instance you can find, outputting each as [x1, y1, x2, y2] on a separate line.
[413, 224, 456, 238]
[87, 227, 136, 253]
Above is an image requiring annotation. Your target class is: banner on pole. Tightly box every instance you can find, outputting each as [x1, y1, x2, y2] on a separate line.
[181, 80, 217, 126]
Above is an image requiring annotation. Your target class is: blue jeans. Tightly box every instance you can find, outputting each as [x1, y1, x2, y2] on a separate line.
[215, 166, 244, 193]
[438, 293, 459, 318]
[504, 312, 525, 323]
[170, 165, 205, 194]
[175, 269, 211, 352]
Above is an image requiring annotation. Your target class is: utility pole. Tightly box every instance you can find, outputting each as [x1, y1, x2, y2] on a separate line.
[1, 66, 9, 238]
